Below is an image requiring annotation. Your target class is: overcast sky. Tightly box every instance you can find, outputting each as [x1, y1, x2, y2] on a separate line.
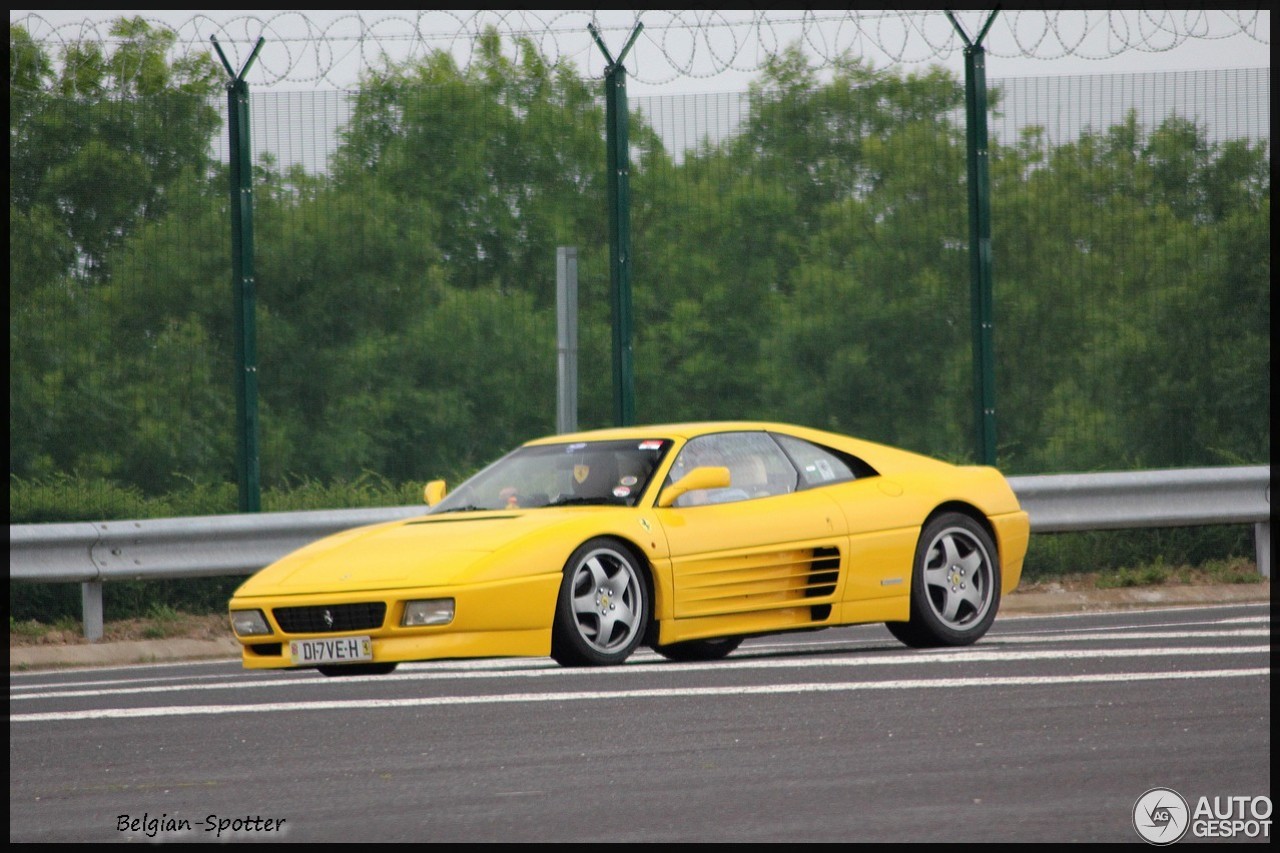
[10, 10, 1271, 95]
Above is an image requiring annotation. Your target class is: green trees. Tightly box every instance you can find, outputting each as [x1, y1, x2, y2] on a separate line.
[994, 111, 1270, 471]
[253, 30, 614, 482]
[9, 20, 224, 490]
[10, 19, 221, 282]
[8, 21, 1270, 522]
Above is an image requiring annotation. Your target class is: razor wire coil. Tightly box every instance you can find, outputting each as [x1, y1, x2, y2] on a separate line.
[10, 9, 1270, 91]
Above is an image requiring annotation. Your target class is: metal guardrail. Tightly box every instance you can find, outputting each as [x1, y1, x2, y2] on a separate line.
[1006, 466, 1271, 532]
[8, 506, 424, 584]
[10, 466, 1271, 640]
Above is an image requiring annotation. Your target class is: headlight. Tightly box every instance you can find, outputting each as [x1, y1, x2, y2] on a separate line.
[402, 599, 455, 627]
[230, 609, 271, 636]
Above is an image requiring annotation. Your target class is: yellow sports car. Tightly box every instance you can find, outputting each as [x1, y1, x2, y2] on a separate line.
[229, 422, 1030, 674]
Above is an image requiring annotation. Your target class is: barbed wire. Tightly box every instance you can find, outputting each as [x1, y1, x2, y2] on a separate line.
[10, 9, 1271, 90]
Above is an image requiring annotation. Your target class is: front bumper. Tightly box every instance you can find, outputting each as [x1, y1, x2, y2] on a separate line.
[229, 572, 560, 670]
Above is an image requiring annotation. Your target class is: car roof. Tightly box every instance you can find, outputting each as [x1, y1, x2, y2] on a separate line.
[522, 421, 959, 475]
[523, 421, 793, 446]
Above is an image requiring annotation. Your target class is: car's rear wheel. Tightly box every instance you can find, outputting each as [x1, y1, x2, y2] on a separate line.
[551, 538, 650, 667]
[316, 662, 399, 677]
[886, 512, 1000, 648]
[652, 636, 743, 662]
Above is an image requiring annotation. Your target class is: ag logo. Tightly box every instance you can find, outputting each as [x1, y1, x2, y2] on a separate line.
[1134, 787, 1190, 845]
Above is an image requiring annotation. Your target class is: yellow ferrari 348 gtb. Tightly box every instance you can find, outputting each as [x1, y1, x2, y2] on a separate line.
[229, 422, 1030, 674]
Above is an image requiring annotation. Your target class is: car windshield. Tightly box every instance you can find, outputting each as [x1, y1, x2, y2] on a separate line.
[430, 438, 674, 512]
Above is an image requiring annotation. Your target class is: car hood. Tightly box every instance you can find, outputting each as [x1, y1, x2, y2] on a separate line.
[235, 510, 585, 596]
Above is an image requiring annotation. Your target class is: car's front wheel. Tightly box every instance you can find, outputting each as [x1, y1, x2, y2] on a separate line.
[551, 538, 650, 667]
[887, 512, 1000, 648]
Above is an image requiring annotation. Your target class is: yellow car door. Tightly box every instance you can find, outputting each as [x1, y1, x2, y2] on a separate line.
[656, 489, 849, 619]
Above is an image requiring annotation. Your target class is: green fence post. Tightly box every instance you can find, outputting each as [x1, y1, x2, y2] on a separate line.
[590, 22, 643, 427]
[947, 11, 999, 466]
[212, 36, 265, 511]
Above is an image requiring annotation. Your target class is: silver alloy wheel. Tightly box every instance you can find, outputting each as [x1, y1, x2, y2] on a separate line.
[567, 545, 645, 655]
[920, 524, 995, 630]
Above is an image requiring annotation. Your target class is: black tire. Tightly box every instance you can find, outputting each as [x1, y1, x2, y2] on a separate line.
[886, 512, 1001, 648]
[551, 538, 650, 667]
[317, 662, 399, 677]
[652, 636, 743, 663]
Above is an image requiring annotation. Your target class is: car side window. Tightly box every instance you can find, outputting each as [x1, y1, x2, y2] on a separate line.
[666, 432, 797, 507]
[771, 434, 868, 488]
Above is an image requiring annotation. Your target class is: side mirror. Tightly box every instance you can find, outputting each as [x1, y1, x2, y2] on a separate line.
[657, 466, 731, 508]
[423, 480, 447, 506]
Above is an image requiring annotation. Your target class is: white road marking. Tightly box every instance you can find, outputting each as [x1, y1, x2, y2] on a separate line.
[11, 668, 1268, 722]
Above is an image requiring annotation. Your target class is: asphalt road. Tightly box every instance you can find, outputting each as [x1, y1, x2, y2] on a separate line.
[10, 603, 1271, 843]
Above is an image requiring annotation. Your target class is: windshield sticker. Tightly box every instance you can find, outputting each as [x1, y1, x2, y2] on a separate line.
[638, 440, 663, 450]
[620, 475, 638, 486]
[566, 443, 587, 452]
[613, 486, 631, 498]
[573, 464, 590, 484]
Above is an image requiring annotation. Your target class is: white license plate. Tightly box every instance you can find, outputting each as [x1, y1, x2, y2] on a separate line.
[290, 636, 373, 666]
